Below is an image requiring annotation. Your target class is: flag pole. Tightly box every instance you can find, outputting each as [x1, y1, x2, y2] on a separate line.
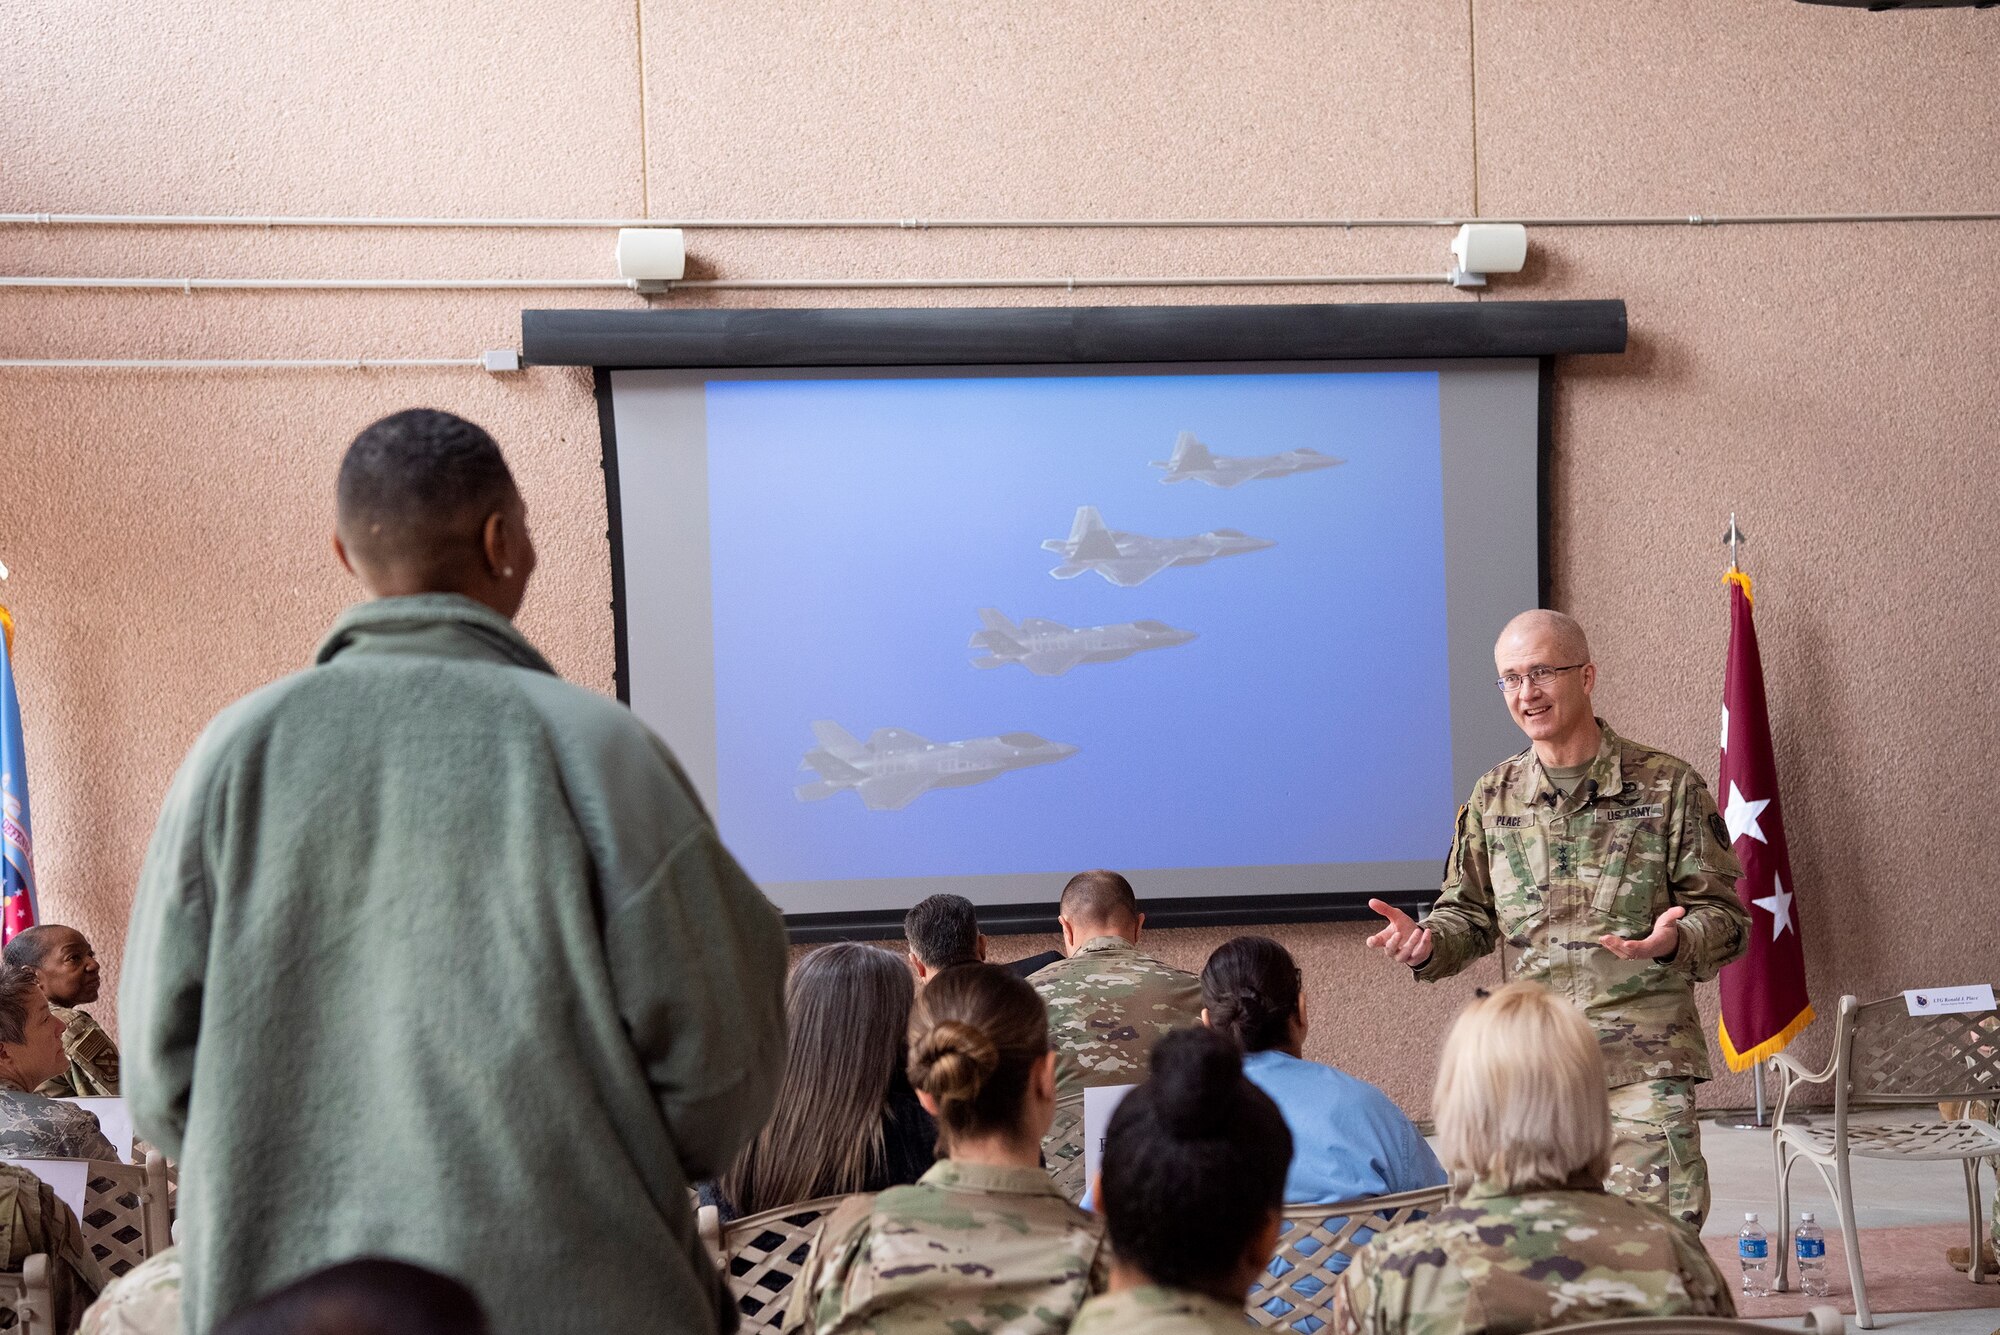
[1721, 512, 1770, 1130]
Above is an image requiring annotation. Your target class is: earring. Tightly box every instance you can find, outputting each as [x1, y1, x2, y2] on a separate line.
[503, 567, 514, 577]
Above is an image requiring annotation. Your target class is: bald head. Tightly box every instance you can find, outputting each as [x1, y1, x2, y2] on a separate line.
[1496, 609, 1590, 665]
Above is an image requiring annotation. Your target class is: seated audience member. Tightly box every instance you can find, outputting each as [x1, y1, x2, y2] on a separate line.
[80, 1245, 178, 1335]
[905, 894, 1061, 982]
[1071, 1027, 1292, 1333]
[0, 966, 117, 1160]
[704, 943, 933, 1221]
[904, 894, 986, 983]
[790, 963, 1109, 1335]
[211, 1258, 486, 1335]
[0, 1158, 104, 1332]
[2, 927, 117, 1097]
[1202, 937, 1444, 1209]
[1333, 983, 1733, 1335]
[1028, 871, 1202, 1199]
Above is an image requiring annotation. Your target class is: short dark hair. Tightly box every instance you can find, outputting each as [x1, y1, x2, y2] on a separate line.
[213, 1258, 488, 1335]
[1200, 935, 1304, 1054]
[0, 966, 40, 1046]
[0, 924, 68, 971]
[1100, 1026, 1292, 1295]
[904, 894, 980, 969]
[1058, 869, 1137, 927]
[336, 410, 517, 575]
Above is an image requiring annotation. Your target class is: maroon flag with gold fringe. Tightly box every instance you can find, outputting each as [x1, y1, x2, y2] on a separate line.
[1716, 569, 1813, 1069]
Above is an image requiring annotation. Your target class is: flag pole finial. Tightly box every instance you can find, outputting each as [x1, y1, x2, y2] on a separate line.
[1722, 513, 1747, 573]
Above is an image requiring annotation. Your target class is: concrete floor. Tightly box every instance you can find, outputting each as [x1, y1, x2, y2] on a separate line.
[1699, 1107, 1996, 1335]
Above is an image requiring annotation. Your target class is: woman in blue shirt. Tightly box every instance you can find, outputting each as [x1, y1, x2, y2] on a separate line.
[1201, 935, 1446, 1211]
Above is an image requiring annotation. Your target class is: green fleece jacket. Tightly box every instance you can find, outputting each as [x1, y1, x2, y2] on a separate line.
[120, 595, 788, 1334]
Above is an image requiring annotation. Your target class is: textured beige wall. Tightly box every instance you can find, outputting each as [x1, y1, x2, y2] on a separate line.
[3, 1, 1996, 1117]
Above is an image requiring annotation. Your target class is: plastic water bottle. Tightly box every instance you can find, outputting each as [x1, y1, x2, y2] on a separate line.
[1738, 1213, 1771, 1297]
[1795, 1213, 1829, 1297]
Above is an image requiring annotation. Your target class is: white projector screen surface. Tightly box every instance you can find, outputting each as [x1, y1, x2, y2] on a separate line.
[605, 359, 1541, 926]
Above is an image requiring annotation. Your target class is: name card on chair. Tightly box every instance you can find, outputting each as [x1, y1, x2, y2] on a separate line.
[1082, 1084, 1136, 1197]
[1904, 984, 1995, 1016]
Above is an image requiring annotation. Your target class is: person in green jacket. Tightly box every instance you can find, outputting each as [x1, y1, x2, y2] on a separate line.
[119, 409, 790, 1335]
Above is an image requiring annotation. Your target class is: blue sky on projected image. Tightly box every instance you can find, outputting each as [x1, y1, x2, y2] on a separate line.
[704, 368, 1454, 885]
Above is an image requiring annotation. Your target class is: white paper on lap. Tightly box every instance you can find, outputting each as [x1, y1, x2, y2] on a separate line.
[1082, 1084, 1136, 1198]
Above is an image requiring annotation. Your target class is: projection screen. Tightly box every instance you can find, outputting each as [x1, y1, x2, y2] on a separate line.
[544, 301, 1626, 936]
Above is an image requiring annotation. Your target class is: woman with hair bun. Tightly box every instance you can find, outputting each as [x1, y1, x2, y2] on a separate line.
[789, 963, 1109, 1335]
[1201, 937, 1443, 1212]
[1070, 1026, 1292, 1333]
[1332, 983, 1732, 1335]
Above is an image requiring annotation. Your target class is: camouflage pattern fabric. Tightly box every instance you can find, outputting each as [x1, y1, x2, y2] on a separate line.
[787, 1159, 1109, 1335]
[81, 1245, 179, 1335]
[1606, 1078, 1707, 1230]
[37, 1008, 120, 1100]
[1417, 722, 1750, 1088]
[0, 1159, 106, 1332]
[1330, 1178, 1734, 1335]
[0, 1081, 119, 1162]
[1069, 1284, 1253, 1334]
[1028, 938, 1202, 1199]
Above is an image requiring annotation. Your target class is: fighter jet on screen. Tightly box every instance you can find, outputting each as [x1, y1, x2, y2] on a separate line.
[1042, 506, 1274, 588]
[794, 721, 1079, 811]
[969, 608, 1197, 677]
[1150, 431, 1345, 489]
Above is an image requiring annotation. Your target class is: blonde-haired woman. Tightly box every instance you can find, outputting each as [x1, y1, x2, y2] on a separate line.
[788, 963, 1109, 1334]
[1333, 983, 1732, 1335]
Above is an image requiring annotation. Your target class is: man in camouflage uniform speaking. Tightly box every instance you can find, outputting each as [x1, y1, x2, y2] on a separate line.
[1028, 870, 1202, 1201]
[1366, 610, 1749, 1228]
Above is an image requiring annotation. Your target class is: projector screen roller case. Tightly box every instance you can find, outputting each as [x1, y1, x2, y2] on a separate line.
[603, 359, 1542, 930]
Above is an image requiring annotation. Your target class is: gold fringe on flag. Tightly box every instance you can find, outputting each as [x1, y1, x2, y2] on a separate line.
[0, 605, 11, 658]
[1718, 1004, 1815, 1072]
[1723, 569, 1754, 605]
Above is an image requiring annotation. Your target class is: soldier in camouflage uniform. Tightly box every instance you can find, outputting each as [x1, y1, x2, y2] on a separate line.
[789, 1161, 1109, 1335]
[789, 964, 1110, 1335]
[2, 926, 119, 1099]
[0, 966, 118, 1161]
[1027, 871, 1202, 1201]
[1368, 612, 1749, 1229]
[81, 1245, 180, 1335]
[1070, 1284, 1254, 1335]
[0, 1158, 106, 1331]
[1330, 1177, 1734, 1335]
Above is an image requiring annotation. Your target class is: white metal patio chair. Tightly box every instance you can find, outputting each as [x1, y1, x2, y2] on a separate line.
[1557, 1310, 1845, 1335]
[696, 1192, 858, 1335]
[1247, 1183, 1451, 1332]
[1769, 989, 2000, 1329]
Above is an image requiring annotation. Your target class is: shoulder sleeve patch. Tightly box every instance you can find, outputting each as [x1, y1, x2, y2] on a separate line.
[1708, 812, 1730, 845]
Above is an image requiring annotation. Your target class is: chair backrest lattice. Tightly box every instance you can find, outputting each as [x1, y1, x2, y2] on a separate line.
[1842, 992, 2000, 1106]
[79, 1154, 170, 1278]
[717, 1194, 858, 1335]
[1248, 1184, 1451, 1332]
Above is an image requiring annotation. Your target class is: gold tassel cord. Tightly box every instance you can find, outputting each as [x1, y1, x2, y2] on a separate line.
[1722, 569, 1753, 605]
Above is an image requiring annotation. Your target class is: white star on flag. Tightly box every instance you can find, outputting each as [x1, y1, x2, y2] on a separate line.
[1722, 782, 1770, 845]
[1752, 875, 1794, 939]
[1720, 705, 1730, 753]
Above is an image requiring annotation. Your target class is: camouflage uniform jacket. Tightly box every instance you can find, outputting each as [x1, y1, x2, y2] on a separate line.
[787, 1159, 1110, 1335]
[1416, 722, 1750, 1084]
[0, 1080, 118, 1161]
[81, 1244, 179, 1335]
[0, 1159, 106, 1331]
[1070, 1284, 1250, 1334]
[1331, 1177, 1734, 1335]
[36, 1007, 120, 1099]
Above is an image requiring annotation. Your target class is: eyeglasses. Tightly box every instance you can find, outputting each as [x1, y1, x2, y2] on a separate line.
[1496, 663, 1585, 694]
